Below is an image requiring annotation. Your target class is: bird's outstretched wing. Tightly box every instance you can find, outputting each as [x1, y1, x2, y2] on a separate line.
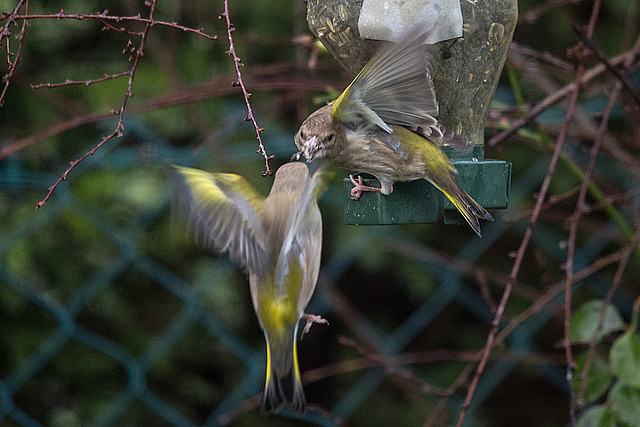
[170, 165, 269, 276]
[331, 27, 440, 136]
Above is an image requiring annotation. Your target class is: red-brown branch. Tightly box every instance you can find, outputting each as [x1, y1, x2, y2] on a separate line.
[30, 71, 131, 89]
[220, 0, 274, 176]
[12, 11, 218, 40]
[488, 48, 640, 147]
[36, 1, 158, 208]
[0, 0, 29, 106]
[574, 31, 640, 410]
[455, 2, 604, 420]
[0, 65, 338, 161]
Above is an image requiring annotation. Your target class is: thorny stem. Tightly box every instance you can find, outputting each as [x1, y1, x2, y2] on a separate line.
[220, 0, 274, 177]
[560, 3, 603, 423]
[30, 71, 131, 89]
[0, 0, 29, 106]
[455, 2, 605, 422]
[1, 2, 220, 207]
[1, 64, 335, 160]
[10, 11, 218, 40]
[36, 0, 159, 208]
[575, 32, 640, 409]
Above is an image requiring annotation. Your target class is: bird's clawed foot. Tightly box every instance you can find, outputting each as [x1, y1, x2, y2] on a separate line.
[349, 175, 382, 200]
[301, 313, 329, 338]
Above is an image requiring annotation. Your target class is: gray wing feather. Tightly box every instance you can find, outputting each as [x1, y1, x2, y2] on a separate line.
[339, 27, 441, 134]
[170, 165, 269, 276]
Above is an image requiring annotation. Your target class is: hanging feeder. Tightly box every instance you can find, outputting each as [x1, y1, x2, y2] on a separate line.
[306, 0, 516, 226]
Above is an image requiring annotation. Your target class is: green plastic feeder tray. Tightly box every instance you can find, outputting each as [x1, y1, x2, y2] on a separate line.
[342, 146, 511, 225]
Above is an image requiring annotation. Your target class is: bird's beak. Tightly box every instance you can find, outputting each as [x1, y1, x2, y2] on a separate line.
[291, 151, 303, 161]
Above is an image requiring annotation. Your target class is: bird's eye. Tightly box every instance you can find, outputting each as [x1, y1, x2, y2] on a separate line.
[299, 130, 305, 140]
[327, 133, 334, 142]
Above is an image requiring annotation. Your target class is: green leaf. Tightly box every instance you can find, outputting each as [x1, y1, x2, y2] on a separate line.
[576, 405, 616, 427]
[610, 332, 640, 387]
[569, 300, 625, 343]
[572, 352, 614, 403]
[609, 381, 640, 427]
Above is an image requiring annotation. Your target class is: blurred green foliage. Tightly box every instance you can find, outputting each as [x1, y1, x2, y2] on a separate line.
[1, 0, 639, 426]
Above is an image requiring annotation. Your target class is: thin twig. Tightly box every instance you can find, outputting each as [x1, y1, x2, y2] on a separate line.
[456, 131, 570, 425]
[569, 78, 617, 413]
[456, 10, 593, 421]
[30, 71, 131, 89]
[383, 238, 544, 303]
[430, 243, 639, 427]
[572, 23, 640, 107]
[504, 187, 580, 224]
[12, 11, 218, 40]
[560, 4, 603, 423]
[577, 225, 640, 408]
[36, 1, 158, 208]
[424, 365, 476, 427]
[1, 64, 338, 160]
[220, 0, 273, 176]
[509, 42, 573, 71]
[494, 244, 640, 347]
[575, 33, 640, 409]
[0, 0, 29, 106]
[582, 187, 640, 214]
[631, 293, 640, 333]
[97, 18, 143, 36]
[343, 336, 452, 396]
[488, 47, 640, 147]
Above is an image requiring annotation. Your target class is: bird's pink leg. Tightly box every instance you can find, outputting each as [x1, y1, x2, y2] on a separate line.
[300, 313, 329, 338]
[349, 175, 382, 200]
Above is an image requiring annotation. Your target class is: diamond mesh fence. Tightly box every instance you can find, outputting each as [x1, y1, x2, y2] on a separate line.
[1, 1, 639, 426]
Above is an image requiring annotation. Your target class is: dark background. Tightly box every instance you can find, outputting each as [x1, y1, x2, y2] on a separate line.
[1, 0, 639, 426]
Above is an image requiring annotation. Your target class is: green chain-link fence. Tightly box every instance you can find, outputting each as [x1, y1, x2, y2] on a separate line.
[2, 0, 640, 425]
[3, 110, 638, 426]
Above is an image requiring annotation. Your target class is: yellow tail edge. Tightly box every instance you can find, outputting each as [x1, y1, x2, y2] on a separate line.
[434, 181, 493, 237]
[261, 338, 307, 415]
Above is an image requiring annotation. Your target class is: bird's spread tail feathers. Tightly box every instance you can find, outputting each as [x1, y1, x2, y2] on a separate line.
[261, 332, 306, 414]
[432, 179, 494, 237]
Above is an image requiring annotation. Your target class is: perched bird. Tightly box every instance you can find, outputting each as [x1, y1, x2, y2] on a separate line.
[169, 162, 329, 414]
[294, 27, 493, 236]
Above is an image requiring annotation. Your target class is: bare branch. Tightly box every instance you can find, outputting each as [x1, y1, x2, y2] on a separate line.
[12, 11, 218, 40]
[455, 2, 607, 422]
[574, 34, 640, 410]
[0, 0, 29, 106]
[0, 63, 337, 160]
[30, 71, 130, 89]
[489, 46, 640, 147]
[573, 24, 640, 107]
[36, 1, 159, 208]
[219, 0, 274, 176]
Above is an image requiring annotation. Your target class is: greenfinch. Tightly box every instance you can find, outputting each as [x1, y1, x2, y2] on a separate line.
[170, 162, 328, 414]
[294, 27, 493, 236]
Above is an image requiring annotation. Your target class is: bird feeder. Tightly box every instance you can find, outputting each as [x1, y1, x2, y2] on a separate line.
[306, 0, 516, 226]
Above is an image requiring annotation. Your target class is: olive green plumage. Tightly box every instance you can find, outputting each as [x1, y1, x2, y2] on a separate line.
[170, 162, 329, 414]
[294, 27, 493, 236]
